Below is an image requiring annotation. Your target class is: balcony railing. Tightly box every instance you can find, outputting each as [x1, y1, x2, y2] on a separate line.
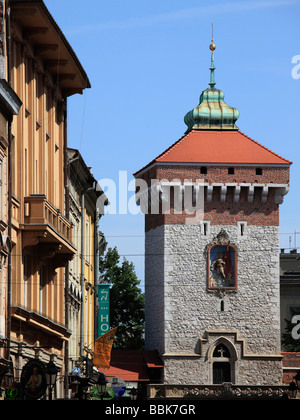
[147, 383, 289, 400]
[24, 194, 73, 244]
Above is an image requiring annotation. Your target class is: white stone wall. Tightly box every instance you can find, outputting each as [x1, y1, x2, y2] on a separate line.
[162, 357, 282, 386]
[145, 226, 165, 354]
[145, 223, 283, 385]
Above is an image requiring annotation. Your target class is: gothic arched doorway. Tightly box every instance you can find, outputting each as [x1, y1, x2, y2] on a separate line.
[213, 362, 231, 384]
[212, 343, 232, 384]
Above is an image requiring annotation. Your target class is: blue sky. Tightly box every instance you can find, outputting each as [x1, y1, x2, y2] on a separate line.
[45, 0, 300, 286]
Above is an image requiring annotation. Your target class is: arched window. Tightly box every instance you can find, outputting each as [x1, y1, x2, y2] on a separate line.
[213, 344, 231, 358]
[212, 344, 231, 384]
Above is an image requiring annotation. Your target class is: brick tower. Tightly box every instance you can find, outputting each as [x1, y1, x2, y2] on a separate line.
[134, 39, 291, 387]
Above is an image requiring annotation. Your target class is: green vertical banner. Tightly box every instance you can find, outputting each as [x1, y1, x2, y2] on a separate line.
[97, 283, 110, 337]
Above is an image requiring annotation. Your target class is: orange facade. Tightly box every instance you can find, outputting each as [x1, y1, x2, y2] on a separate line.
[5, 0, 90, 397]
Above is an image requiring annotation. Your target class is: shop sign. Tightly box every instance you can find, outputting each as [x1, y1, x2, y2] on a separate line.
[4, 386, 20, 400]
[98, 283, 110, 336]
[21, 359, 47, 400]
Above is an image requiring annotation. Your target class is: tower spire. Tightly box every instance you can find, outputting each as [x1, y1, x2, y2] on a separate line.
[183, 23, 240, 132]
[209, 23, 216, 88]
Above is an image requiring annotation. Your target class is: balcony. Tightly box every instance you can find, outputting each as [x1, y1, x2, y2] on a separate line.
[21, 195, 76, 267]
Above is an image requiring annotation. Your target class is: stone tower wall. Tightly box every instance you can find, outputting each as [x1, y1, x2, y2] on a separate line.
[145, 223, 283, 385]
[163, 223, 281, 355]
[141, 162, 289, 385]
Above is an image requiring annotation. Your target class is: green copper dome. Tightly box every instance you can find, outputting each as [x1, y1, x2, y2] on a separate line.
[184, 46, 239, 132]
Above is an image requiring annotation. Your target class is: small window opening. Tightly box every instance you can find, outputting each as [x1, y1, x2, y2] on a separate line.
[200, 167, 207, 174]
[256, 168, 262, 175]
[228, 167, 234, 175]
[203, 222, 208, 236]
[220, 300, 225, 312]
[240, 223, 245, 236]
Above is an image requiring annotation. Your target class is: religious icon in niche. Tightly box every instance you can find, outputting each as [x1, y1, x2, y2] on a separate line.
[207, 230, 237, 290]
[20, 359, 47, 400]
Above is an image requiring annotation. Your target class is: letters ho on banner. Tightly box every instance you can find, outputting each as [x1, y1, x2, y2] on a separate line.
[98, 283, 110, 337]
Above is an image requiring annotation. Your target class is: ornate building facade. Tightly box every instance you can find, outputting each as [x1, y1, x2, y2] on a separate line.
[0, 0, 23, 386]
[0, 77, 22, 380]
[135, 40, 291, 392]
[3, 0, 90, 398]
[67, 148, 107, 378]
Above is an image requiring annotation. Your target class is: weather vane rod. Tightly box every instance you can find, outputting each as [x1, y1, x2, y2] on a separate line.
[209, 23, 216, 88]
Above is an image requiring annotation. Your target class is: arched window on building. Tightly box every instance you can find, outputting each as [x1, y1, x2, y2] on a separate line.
[212, 344, 231, 384]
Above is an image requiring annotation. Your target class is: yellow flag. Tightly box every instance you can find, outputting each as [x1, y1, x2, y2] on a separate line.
[93, 327, 117, 368]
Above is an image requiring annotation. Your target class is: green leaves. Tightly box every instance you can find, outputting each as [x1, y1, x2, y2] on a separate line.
[282, 318, 300, 351]
[99, 247, 145, 349]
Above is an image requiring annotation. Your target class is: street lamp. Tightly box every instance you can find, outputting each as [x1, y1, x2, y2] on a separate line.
[96, 372, 107, 400]
[294, 371, 300, 390]
[70, 378, 80, 397]
[69, 366, 81, 398]
[288, 381, 298, 399]
[3, 370, 14, 388]
[46, 361, 58, 401]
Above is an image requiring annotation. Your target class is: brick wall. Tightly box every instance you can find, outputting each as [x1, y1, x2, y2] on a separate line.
[156, 165, 290, 185]
[140, 164, 289, 231]
[282, 352, 300, 384]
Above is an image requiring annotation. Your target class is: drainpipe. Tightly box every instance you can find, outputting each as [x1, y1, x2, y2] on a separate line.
[5, 0, 10, 88]
[80, 183, 96, 358]
[6, 115, 12, 363]
[5, 0, 11, 363]
[63, 102, 69, 399]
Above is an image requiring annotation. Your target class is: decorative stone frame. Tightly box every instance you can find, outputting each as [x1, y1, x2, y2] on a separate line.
[206, 229, 238, 292]
[208, 337, 238, 385]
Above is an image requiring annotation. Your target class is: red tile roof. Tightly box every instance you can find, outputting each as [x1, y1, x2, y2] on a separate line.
[134, 130, 291, 175]
[142, 350, 164, 368]
[100, 350, 163, 382]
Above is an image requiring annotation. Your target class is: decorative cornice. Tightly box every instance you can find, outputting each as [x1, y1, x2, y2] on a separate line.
[200, 330, 283, 360]
[148, 383, 288, 400]
[0, 79, 22, 116]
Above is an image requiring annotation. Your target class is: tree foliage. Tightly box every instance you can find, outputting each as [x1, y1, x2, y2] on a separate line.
[281, 318, 300, 351]
[99, 247, 145, 350]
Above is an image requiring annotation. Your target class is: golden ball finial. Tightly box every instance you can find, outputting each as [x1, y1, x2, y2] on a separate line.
[209, 40, 216, 52]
